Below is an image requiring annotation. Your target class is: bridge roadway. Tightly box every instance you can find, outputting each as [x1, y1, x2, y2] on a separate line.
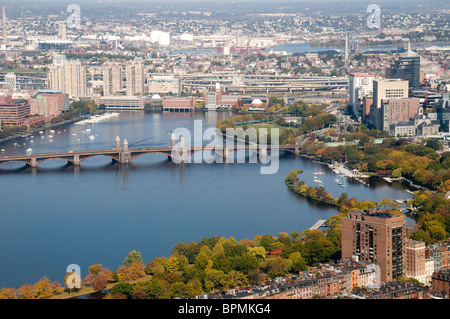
[0, 143, 301, 168]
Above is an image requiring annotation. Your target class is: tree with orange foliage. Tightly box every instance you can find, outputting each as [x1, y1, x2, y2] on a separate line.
[117, 262, 146, 281]
[33, 277, 61, 299]
[0, 288, 17, 299]
[17, 284, 35, 299]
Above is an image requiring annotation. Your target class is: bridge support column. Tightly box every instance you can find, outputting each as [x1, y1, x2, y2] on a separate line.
[168, 133, 177, 161]
[30, 157, 37, 168]
[73, 154, 80, 166]
[118, 139, 132, 164]
[223, 147, 231, 163]
[173, 136, 188, 164]
[259, 146, 268, 163]
[295, 147, 300, 156]
[119, 151, 131, 164]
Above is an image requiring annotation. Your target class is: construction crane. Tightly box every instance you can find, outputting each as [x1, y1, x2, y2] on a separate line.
[421, 64, 448, 109]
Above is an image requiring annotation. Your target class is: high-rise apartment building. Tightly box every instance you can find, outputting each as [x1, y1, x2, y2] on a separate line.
[103, 62, 123, 96]
[125, 59, 145, 96]
[47, 56, 87, 97]
[405, 239, 427, 284]
[348, 73, 374, 118]
[64, 60, 87, 97]
[341, 209, 407, 284]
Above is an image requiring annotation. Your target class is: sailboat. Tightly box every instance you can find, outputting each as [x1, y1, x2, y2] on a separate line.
[338, 176, 346, 188]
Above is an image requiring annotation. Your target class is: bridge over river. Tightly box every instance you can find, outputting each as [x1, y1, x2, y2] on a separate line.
[0, 135, 301, 168]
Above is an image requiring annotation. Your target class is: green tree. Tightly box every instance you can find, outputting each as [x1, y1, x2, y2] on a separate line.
[109, 282, 133, 299]
[392, 168, 402, 178]
[288, 252, 307, 273]
[123, 250, 143, 267]
[265, 257, 289, 278]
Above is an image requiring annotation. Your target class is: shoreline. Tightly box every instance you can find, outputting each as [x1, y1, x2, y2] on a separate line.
[0, 116, 83, 145]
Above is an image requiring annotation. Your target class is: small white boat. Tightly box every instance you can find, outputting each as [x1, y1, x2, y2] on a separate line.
[49, 140, 53, 142]
[1, 149, 5, 152]
[26, 148, 32, 154]
[48, 135, 53, 138]
[72, 133, 77, 136]
[89, 135, 95, 140]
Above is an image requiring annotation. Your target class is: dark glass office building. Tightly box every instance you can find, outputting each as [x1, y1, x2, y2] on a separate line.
[386, 54, 421, 90]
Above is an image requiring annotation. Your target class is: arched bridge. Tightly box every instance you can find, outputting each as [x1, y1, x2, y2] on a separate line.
[0, 136, 302, 168]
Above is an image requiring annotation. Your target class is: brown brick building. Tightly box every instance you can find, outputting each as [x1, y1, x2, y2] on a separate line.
[341, 209, 407, 284]
[432, 269, 450, 299]
[0, 95, 30, 126]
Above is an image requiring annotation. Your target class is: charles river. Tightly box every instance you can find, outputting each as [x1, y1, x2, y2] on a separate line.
[0, 111, 415, 288]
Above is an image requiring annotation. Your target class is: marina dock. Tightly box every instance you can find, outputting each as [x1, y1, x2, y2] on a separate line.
[309, 219, 327, 230]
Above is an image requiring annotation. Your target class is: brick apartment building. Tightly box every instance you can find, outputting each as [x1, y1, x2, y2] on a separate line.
[341, 209, 407, 284]
[30, 89, 69, 117]
[432, 269, 450, 298]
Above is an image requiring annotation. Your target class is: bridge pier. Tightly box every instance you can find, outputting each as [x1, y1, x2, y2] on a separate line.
[168, 133, 176, 161]
[295, 147, 300, 156]
[259, 146, 268, 163]
[73, 154, 80, 166]
[118, 139, 132, 164]
[30, 157, 37, 168]
[223, 147, 231, 163]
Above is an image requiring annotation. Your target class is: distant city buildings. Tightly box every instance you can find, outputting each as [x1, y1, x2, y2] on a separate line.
[162, 96, 196, 112]
[147, 75, 181, 96]
[386, 42, 421, 90]
[381, 98, 421, 132]
[30, 89, 69, 117]
[47, 55, 87, 97]
[348, 73, 374, 118]
[94, 95, 146, 110]
[0, 94, 30, 125]
[5, 72, 16, 91]
[103, 62, 123, 96]
[369, 78, 409, 130]
[125, 59, 145, 96]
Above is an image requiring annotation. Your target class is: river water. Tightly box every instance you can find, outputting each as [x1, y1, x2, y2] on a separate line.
[0, 110, 414, 288]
